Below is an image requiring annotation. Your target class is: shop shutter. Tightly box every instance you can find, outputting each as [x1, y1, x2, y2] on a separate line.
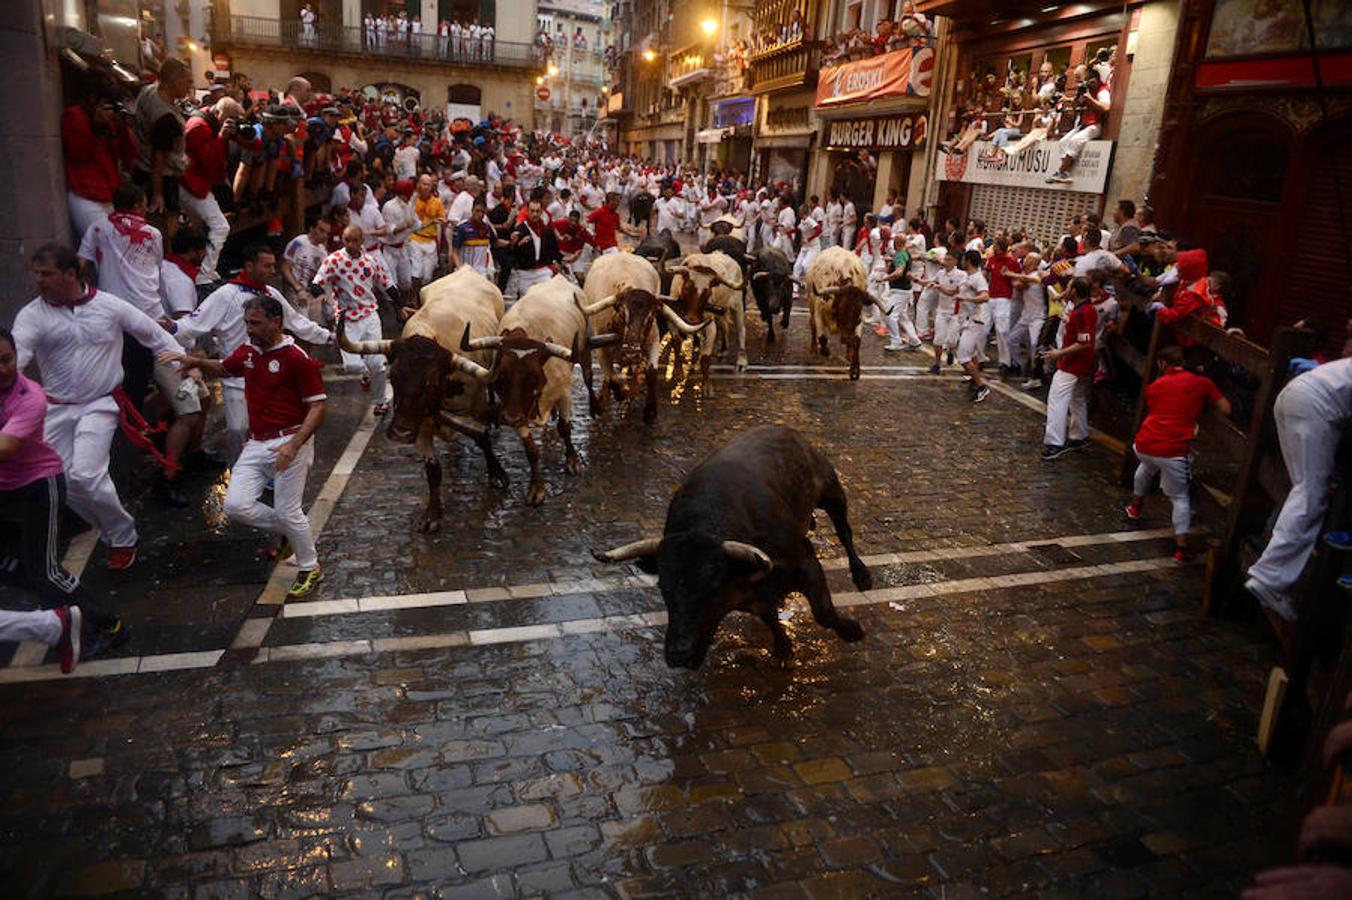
[969, 184, 1101, 246]
[1280, 138, 1352, 348]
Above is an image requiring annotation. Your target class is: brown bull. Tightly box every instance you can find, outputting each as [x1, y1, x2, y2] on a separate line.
[805, 246, 890, 380]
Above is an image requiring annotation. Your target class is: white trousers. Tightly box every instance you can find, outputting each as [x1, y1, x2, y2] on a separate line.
[67, 192, 111, 243]
[222, 381, 248, 462]
[44, 396, 137, 548]
[1044, 369, 1090, 446]
[956, 317, 988, 365]
[0, 608, 61, 645]
[988, 297, 1012, 367]
[224, 435, 318, 570]
[792, 246, 819, 282]
[915, 287, 938, 336]
[773, 234, 794, 259]
[1133, 447, 1193, 535]
[510, 266, 553, 300]
[884, 288, 920, 346]
[933, 308, 960, 350]
[383, 245, 412, 291]
[407, 240, 437, 281]
[338, 314, 387, 405]
[178, 187, 230, 284]
[1248, 377, 1343, 593]
[1007, 317, 1045, 372]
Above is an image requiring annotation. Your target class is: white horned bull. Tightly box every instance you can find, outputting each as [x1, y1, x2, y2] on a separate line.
[581, 251, 711, 424]
[456, 275, 600, 506]
[805, 245, 890, 380]
[339, 267, 506, 532]
[665, 251, 748, 393]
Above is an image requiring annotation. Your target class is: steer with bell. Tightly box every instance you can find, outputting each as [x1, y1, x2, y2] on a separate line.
[805, 245, 890, 380]
[593, 425, 871, 669]
[338, 267, 506, 532]
[581, 251, 710, 423]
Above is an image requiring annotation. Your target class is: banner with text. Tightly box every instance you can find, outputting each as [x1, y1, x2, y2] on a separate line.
[816, 47, 934, 107]
[936, 139, 1114, 194]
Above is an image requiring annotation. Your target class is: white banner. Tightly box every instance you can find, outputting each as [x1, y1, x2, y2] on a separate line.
[936, 139, 1113, 194]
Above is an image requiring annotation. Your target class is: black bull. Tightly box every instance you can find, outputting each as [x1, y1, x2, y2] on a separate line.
[592, 425, 871, 669]
[748, 247, 794, 344]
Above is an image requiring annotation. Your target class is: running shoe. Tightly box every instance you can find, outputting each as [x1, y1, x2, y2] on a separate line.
[1041, 445, 1070, 461]
[883, 342, 905, 352]
[374, 402, 390, 416]
[288, 566, 325, 599]
[1066, 437, 1091, 451]
[1124, 503, 1142, 521]
[269, 536, 293, 562]
[1245, 577, 1298, 622]
[106, 545, 137, 572]
[906, 342, 924, 352]
[1172, 549, 1195, 564]
[972, 385, 990, 403]
[83, 618, 130, 661]
[1021, 377, 1043, 390]
[873, 325, 889, 337]
[1324, 530, 1352, 551]
[55, 606, 81, 675]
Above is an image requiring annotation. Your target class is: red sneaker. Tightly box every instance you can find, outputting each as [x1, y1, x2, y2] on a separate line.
[1124, 503, 1142, 521]
[106, 545, 137, 572]
[55, 606, 82, 674]
[1172, 549, 1195, 564]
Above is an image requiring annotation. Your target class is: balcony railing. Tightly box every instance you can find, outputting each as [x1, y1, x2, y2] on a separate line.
[221, 15, 544, 69]
[748, 39, 819, 94]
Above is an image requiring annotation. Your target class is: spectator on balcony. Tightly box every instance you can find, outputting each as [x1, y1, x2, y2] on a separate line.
[63, 82, 138, 242]
[364, 13, 375, 48]
[131, 57, 192, 216]
[438, 19, 450, 57]
[1048, 69, 1110, 184]
[181, 98, 251, 286]
[299, 4, 316, 47]
[411, 16, 422, 55]
[376, 13, 388, 50]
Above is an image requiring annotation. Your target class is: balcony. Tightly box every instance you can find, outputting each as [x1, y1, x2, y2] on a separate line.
[668, 50, 713, 90]
[219, 15, 543, 70]
[747, 39, 818, 94]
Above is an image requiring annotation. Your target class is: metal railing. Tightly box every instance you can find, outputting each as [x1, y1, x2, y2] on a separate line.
[223, 15, 545, 69]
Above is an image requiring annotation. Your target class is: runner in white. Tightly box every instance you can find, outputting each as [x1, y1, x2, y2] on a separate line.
[381, 179, 419, 307]
[792, 207, 822, 283]
[12, 244, 185, 569]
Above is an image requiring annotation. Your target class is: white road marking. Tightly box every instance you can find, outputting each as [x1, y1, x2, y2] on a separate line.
[0, 555, 1192, 683]
[280, 527, 1173, 620]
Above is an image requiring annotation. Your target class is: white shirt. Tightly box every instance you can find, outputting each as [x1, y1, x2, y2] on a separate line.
[175, 282, 329, 384]
[775, 205, 797, 236]
[78, 216, 165, 317]
[579, 183, 604, 213]
[448, 190, 476, 227]
[965, 237, 985, 252]
[381, 196, 419, 246]
[159, 261, 198, 317]
[958, 270, 990, 322]
[842, 201, 857, 228]
[654, 197, 682, 233]
[393, 145, 421, 180]
[282, 233, 327, 286]
[1074, 248, 1121, 279]
[799, 215, 822, 251]
[13, 290, 182, 404]
[1293, 358, 1352, 420]
[350, 201, 387, 250]
[826, 201, 843, 231]
[699, 194, 727, 227]
[312, 250, 395, 321]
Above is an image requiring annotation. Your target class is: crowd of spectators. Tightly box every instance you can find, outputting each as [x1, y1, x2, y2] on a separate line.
[822, 2, 937, 66]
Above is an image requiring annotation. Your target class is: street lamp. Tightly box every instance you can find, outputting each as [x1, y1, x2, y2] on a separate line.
[642, 49, 656, 63]
[547, 63, 559, 77]
[701, 17, 718, 37]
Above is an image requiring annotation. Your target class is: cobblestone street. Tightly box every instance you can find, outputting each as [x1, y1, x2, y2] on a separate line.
[1, 312, 1297, 898]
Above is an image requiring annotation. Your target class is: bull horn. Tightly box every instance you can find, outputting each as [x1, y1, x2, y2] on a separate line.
[337, 317, 395, 356]
[664, 256, 684, 269]
[657, 294, 681, 304]
[752, 271, 770, 283]
[587, 332, 621, 348]
[667, 265, 690, 276]
[660, 305, 712, 336]
[721, 541, 773, 576]
[460, 322, 503, 353]
[543, 340, 574, 362]
[581, 294, 617, 316]
[450, 354, 492, 380]
[744, 253, 758, 264]
[817, 285, 842, 296]
[870, 295, 893, 315]
[592, 537, 661, 563]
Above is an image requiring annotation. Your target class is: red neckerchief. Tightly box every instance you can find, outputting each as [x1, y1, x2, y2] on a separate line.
[166, 254, 200, 282]
[60, 284, 97, 308]
[108, 211, 155, 248]
[230, 274, 269, 295]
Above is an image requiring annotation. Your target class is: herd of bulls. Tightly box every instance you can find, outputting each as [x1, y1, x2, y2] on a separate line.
[337, 236, 883, 667]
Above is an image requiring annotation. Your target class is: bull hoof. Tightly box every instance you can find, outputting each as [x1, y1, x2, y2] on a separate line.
[418, 516, 441, 534]
[565, 454, 583, 476]
[765, 332, 776, 345]
[525, 482, 547, 506]
[818, 339, 830, 357]
[487, 471, 510, 490]
[849, 368, 861, 381]
[835, 618, 865, 642]
[849, 559, 873, 591]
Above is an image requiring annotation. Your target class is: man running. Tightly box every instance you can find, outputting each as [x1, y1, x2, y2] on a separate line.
[1041, 277, 1098, 459]
[312, 225, 399, 415]
[166, 296, 327, 598]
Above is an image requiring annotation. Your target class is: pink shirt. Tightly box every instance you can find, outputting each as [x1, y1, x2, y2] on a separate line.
[0, 374, 64, 490]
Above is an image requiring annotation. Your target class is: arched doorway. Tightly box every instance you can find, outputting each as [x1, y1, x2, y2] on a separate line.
[296, 70, 332, 94]
[1185, 113, 1293, 335]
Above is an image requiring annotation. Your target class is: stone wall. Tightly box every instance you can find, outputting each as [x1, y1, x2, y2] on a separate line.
[1106, 0, 1180, 207]
[229, 50, 537, 121]
[0, 4, 66, 326]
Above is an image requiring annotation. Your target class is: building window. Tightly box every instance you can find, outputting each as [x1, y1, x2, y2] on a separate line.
[448, 83, 482, 105]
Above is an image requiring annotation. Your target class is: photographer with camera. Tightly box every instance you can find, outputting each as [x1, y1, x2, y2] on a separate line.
[182, 98, 258, 286]
[131, 58, 193, 216]
[1047, 68, 1110, 185]
[62, 82, 138, 241]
